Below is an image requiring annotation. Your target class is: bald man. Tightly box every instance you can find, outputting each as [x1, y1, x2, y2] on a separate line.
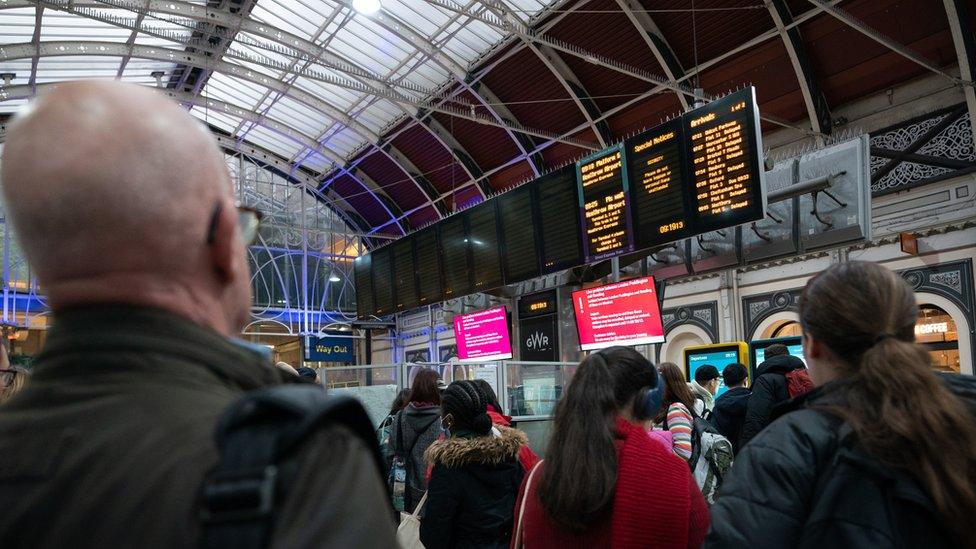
[0, 82, 395, 548]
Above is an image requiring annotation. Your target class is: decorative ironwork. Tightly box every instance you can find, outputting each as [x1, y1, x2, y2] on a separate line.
[662, 301, 719, 343]
[742, 289, 803, 338]
[870, 104, 976, 195]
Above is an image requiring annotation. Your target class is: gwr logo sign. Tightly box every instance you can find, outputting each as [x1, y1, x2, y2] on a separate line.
[525, 331, 550, 350]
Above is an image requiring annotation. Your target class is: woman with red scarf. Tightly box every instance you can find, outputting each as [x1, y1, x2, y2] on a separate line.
[511, 347, 709, 548]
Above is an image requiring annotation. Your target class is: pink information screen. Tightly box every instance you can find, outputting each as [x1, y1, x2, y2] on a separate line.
[454, 306, 514, 362]
[573, 276, 666, 351]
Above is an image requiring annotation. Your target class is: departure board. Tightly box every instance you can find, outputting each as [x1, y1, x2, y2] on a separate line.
[413, 227, 442, 305]
[497, 184, 540, 283]
[468, 202, 503, 291]
[392, 238, 419, 311]
[353, 254, 373, 319]
[577, 144, 633, 262]
[537, 166, 584, 273]
[685, 87, 765, 233]
[626, 118, 693, 249]
[370, 246, 394, 316]
[439, 214, 471, 298]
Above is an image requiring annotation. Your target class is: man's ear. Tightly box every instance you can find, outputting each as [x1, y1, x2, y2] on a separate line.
[209, 200, 242, 284]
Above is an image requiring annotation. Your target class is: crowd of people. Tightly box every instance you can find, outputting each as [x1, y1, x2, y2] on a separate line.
[0, 82, 975, 548]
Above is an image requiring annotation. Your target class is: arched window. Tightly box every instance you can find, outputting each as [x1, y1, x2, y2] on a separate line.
[916, 305, 959, 373]
[772, 321, 803, 338]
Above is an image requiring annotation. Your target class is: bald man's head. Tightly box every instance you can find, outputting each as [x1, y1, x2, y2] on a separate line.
[0, 81, 252, 335]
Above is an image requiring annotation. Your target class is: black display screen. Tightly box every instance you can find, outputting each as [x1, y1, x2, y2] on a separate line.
[413, 227, 442, 305]
[497, 184, 539, 283]
[439, 214, 471, 299]
[467, 202, 503, 291]
[626, 118, 693, 249]
[684, 87, 765, 233]
[577, 144, 633, 262]
[370, 246, 394, 316]
[537, 166, 583, 273]
[353, 254, 373, 319]
[392, 237, 418, 311]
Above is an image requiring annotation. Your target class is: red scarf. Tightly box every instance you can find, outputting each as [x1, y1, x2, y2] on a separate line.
[612, 417, 692, 548]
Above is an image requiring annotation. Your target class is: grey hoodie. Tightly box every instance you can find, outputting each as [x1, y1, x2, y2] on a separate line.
[388, 402, 443, 512]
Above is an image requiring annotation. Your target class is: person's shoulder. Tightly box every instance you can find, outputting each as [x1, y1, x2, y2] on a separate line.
[750, 408, 839, 457]
[668, 402, 691, 415]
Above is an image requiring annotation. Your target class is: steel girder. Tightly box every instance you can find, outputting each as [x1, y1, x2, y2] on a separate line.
[768, 0, 832, 138]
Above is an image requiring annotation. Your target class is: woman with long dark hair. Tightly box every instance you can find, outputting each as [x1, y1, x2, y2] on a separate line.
[656, 362, 697, 461]
[707, 261, 976, 548]
[513, 347, 709, 548]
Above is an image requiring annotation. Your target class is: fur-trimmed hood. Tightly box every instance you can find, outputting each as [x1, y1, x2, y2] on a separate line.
[425, 425, 527, 468]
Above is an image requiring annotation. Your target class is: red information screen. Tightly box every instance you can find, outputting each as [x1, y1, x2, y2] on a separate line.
[454, 306, 514, 362]
[573, 276, 665, 351]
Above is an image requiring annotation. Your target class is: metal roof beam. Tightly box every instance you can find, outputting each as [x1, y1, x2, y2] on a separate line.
[806, 0, 963, 84]
[614, 0, 689, 111]
[768, 0, 832, 138]
[361, 1, 553, 175]
[427, 0, 814, 136]
[28, 5, 43, 92]
[473, 1, 610, 147]
[944, 0, 976, 149]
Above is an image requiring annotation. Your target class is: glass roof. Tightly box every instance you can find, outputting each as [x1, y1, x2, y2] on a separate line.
[0, 0, 557, 178]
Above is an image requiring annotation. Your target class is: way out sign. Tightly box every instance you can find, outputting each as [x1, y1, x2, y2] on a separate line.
[304, 334, 354, 363]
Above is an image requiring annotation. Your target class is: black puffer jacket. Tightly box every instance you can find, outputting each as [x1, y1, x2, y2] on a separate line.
[706, 375, 976, 549]
[739, 354, 805, 446]
[420, 426, 526, 549]
[710, 386, 751, 452]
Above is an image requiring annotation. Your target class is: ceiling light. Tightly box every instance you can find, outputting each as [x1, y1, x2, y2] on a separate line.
[352, 0, 380, 15]
[329, 275, 341, 282]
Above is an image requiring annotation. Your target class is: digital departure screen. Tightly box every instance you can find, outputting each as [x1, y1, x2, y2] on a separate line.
[392, 237, 418, 311]
[626, 118, 693, 249]
[685, 87, 765, 232]
[370, 246, 394, 316]
[467, 202, 503, 291]
[577, 144, 633, 262]
[353, 88, 765, 319]
[413, 227, 442, 306]
[497, 184, 539, 283]
[439, 214, 470, 299]
[353, 254, 373, 319]
[537, 166, 584, 273]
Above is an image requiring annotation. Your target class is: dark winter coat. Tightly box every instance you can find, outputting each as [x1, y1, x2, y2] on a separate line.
[710, 386, 751, 452]
[739, 354, 805, 446]
[420, 426, 526, 549]
[389, 403, 443, 512]
[706, 375, 976, 549]
[0, 306, 396, 548]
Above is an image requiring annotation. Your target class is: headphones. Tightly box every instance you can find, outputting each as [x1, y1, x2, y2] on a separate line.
[591, 349, 666, 420]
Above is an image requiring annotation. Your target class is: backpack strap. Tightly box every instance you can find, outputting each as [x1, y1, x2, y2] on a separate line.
[199, 384, 386, 549]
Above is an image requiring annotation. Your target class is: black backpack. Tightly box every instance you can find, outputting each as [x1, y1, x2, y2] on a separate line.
[198, 384, 389, 549]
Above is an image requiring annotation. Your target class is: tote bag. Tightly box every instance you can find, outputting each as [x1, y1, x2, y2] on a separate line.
[396, 491, 428, 549]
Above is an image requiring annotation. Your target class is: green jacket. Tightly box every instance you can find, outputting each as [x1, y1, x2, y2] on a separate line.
[0, 305, 396, 548]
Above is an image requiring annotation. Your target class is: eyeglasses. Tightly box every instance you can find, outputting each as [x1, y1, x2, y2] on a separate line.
[0, 369, 19, 388]
[206, 203, 264, 246]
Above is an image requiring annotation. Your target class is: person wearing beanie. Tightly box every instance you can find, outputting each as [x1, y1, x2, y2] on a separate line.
[691, 364, 721, 416]
[711, 363, 751, 452]
[420, 380, 525, 549]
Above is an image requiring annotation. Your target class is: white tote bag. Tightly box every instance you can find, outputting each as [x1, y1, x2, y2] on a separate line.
[396, 491, 428, 549]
